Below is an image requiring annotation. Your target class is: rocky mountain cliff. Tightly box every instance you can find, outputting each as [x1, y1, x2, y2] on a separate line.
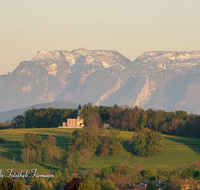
[1, 48, 200, 114]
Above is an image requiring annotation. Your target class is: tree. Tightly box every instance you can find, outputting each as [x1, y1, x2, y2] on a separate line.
[4, 120, 11, 127]
[44, 134, 57, 163]
[101, 165, 113, 176]
[81, 103, 100, 125]
[68, 161, 79, 173]
[143, 170, 157, 181]
[101, 179, 116, 190]
[99, 105, 111, 123]
[0, 137, 5, 143]
[129, 129, 164, 156]
[193, 170, 200, 180]
[146, 182, 157, 190]
[21, 147, 31, 164]
[21, 133, 42, 149]
[67, 151, 80, 172]
[11, 115, 25, 128]
[100, 135, 110, 157]
[109, 130, 123, 156]
[36, 146, 42, 164]
[29, 148, 36, 163]
[122, 106, 144, 131]
[68, 127, 99, 155]
[128, 163, 143, 183]
[182, 167, 196, 179]
[79, 149, 92, 165]
[67, 151, 80, 165]
[41, 144, 50, 164]
[78, 179, 95, 190]
[146, 130, 165, 153]
[30, 178, 50, 190]
[0, 177, 24, 190]
[21, 133, 42, 164]
[165, 180, 182, 190]
[109, 105, 123, 130]
[130, 133, 146, 156]
[51, 170, 68, 190]
[87, 112, 102, 129]
[63, 178, 83, 190]
[63, 169, 70, 181]
[47, 134, 57, 146]
[112, 164, 129, 175]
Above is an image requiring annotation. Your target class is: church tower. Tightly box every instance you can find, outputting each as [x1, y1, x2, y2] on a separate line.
[78, 103, 82, 116]
[77, 103, 84, 127]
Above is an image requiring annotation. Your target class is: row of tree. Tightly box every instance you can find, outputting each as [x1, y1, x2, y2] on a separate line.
[4, 102, 200, 138]
[81, 103, 200, 138]
[21, 133, 59, 164]
[10, 107, 76, 129]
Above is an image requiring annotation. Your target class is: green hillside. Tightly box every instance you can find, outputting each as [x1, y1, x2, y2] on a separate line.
[0, 128, 200, 173]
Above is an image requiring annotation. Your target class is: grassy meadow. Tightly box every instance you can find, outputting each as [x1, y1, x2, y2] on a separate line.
[0, 128, 200, 173]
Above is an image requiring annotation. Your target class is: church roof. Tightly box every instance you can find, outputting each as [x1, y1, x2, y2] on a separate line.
[67, 104, 82, 119]
[67, 113, 78, 119]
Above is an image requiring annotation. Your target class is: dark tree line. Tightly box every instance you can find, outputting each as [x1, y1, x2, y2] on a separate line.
[9, 107, 76, 129]
[82, 103, 200, 138]
[81, 103, 200, 138]
[6, 102, 200, 138]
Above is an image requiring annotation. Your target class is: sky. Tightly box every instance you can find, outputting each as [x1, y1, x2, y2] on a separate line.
[0, 0, 200, 75]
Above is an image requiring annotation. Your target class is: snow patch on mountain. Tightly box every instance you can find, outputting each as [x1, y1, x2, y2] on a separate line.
[96, 78, 123, 105]
[102, 61, 112, 68]
[46, 63, 58, 76]
[134, 76, 156, 107]
[22, 85, 31, 93]
[20, 68, 31, 75]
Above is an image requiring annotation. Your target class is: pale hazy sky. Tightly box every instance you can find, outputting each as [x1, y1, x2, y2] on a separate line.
[0, 0, 200, 75]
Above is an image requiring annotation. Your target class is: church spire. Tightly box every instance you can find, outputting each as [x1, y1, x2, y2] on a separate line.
[78, 103, 82, 116]
[78, 103, 82, 110]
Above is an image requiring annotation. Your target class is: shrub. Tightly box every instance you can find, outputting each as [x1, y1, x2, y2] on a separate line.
[146, 182, 157, 190]
[0, 138, 5, 143]
[182, 167, 196, 179]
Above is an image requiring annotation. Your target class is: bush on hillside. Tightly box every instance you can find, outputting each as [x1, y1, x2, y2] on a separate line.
[129, 129, 164, 157]
[0, 137, 5, 143]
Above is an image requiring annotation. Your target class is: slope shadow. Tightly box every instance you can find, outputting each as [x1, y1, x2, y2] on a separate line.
[122, 135, 200, 156]
[102, 77, 139, 106]
[38, 164, 60, 171]
[122, 139, 135, 155]
[0, 139, 23, 162]
[38, 132, 71, 150]
[0, 130, 72, 163]
[163, 74, 200, 111]
[164, 135, 200, 155]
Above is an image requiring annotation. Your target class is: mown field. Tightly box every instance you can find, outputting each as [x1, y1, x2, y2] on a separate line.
[0, 128, 200, 174]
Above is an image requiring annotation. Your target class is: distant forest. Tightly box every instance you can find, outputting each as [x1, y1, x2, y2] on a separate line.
[1, 102, 200, 138]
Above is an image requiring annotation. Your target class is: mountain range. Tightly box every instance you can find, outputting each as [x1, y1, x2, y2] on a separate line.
[1, 48, 200, 115]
